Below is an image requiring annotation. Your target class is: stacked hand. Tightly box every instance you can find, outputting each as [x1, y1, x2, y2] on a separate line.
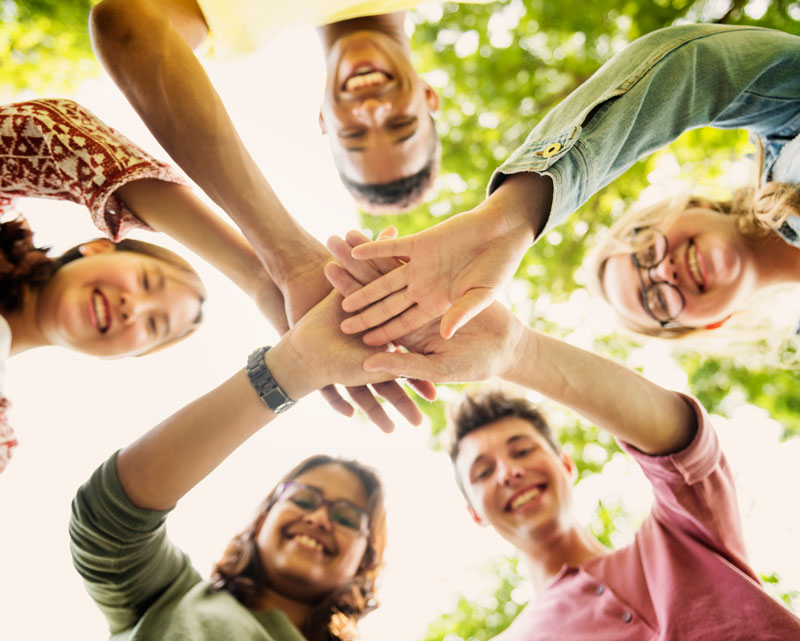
[277, 232, 435, 433]
[325, 230, 527, 386]
[336, 205, 532, 345]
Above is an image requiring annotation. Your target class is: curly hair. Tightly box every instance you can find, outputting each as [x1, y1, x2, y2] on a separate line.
[0, 217, 56, 314]
[590, 141, 800, 339]
[210, 455, 386, 641]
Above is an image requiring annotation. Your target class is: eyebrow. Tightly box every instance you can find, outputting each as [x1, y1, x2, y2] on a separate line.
[156, 265, 166, 290]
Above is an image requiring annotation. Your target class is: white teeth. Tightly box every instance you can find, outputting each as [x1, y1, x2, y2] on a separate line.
[92, 291, 109, 332]
[293, 534, 324, 552]
[345, 71, 388, 91]
[688, 242, 704, 288]
[510, 487, 541, 511]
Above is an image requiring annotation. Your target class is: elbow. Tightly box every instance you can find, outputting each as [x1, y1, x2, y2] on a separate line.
[90, 0, 153, 60]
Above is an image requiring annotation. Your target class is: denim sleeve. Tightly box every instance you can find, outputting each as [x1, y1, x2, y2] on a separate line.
[488, 24, 800, 238]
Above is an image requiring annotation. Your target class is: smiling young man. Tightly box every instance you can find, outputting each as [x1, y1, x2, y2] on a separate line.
[338, 287, 800, 638]
[88, 0, 492, 228]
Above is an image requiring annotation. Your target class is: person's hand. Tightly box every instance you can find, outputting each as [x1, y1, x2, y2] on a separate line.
[339, 205, 532, 345]
[325, 230, 526, 385]
[277, 230, 435, 432]
[272, 286, 435, 432]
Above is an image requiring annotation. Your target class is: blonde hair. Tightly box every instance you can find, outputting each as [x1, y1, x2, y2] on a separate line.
[590, 141, 800, 339]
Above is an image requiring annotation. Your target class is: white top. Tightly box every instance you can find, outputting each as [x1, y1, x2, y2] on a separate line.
[0, 314, 10, 398]
[0, 314, 15, 474]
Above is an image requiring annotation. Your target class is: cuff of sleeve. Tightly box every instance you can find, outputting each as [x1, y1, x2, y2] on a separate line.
[487, 129, 588, 239]
[90, 166, 188, 243]
[618, 394, 721, 486]
[95, 450, 174, 532]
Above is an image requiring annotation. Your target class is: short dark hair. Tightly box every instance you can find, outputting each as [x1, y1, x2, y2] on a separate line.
[340, 119, 440, 213]
[447, 389, 561, 463]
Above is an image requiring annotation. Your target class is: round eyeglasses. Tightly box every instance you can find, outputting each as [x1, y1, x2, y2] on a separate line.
[277, 482, 368, 535]
[629, 227, 685, 327]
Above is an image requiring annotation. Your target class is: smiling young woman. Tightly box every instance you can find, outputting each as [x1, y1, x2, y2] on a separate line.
[591, 174, 800, 339]
[70, 286, 400, 641]
[0, 97, 294, 474]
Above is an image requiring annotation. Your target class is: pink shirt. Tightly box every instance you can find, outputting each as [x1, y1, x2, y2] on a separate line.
[500, 396, 800, 640]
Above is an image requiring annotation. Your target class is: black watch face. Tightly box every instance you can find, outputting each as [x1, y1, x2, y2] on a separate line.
[265, 389, 288, 409]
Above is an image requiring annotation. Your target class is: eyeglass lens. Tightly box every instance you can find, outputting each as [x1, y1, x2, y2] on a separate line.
[282, 483, 366, 532]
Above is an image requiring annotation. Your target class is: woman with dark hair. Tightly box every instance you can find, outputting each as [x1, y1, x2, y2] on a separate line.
[0, 98, 427, 473]
[70, 286, 396, 641]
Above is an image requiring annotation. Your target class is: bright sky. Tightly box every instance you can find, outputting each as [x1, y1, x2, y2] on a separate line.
[0, 19, 798, 641]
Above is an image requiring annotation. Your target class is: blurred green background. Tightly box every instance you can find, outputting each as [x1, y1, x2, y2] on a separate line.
[2, 0, 798, 636]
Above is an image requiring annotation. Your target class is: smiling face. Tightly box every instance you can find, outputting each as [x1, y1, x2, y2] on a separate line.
[319, 30, 439, 205]
[256, 463, 370, 602]
[601, 208, 760, 331]
[454, 417, 575, 550]
[35, 247, 203, 358]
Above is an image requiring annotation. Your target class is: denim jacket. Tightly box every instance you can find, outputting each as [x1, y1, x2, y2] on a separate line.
[488, 24, 800, 247]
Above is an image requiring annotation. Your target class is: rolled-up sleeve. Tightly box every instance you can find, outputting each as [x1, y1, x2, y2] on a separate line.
[69, 451, 200, 634]
[488, 25, 800, 238]
[618, 395, 754, 580]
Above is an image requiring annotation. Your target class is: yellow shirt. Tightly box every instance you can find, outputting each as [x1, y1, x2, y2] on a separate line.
[197, 0, 493, 57]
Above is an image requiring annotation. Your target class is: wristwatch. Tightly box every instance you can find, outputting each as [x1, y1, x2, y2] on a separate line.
[246, 346, 296, 413]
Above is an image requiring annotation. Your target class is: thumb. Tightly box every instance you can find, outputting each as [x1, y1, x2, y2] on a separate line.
[440, 287, 495, 339]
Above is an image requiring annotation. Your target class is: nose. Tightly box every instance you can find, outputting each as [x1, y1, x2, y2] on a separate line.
[303, 505, 333, 532]
[497, 459, 525, 488]
[119, 292, 151, 324]
[649, 255, 678, 285]
[353, 98, 391, 126]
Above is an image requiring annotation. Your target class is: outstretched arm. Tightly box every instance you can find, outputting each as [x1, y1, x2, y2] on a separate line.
[116, 179, 288, 332]
[340, 25, 800, 342]
[327, 237, 696, 457]
[116, 286, 404, 511]
[90, 0, 332, 318]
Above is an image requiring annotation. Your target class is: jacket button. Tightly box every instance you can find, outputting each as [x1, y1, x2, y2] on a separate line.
[542, 142, 562, 158]
[595, 584, 605, 595]
[621, 611, 633, 623]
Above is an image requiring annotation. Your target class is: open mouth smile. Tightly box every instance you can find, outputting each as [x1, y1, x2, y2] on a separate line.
[287, 532, 334, 556]
[342, 65, 393, 92]
[506, 483, 547, 513]
[686, 239, 706, 292]
[89, 288, 111, 334]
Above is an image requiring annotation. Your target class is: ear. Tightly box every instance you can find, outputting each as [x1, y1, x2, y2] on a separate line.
[78, 238, 115, 257]
[423, 82, 440, 112]
[467, 504, 487, 527]
[318, 110, 327, 135]
[704, 314, 732, 330]
[560, 451, 576, 481]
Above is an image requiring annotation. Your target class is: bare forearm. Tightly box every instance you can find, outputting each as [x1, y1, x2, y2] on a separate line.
[90, 0, 310, 280]
[117, 369, 276, 510]
[504, 328, 695, 454]
[116, 340, 320, 511]
[116, 180, 287, 331]
[481, 172, 553, 243]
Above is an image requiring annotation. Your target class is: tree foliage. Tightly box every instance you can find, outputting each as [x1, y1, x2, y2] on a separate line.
[0, 0, 99, 99]
[2, 0, 797, 635]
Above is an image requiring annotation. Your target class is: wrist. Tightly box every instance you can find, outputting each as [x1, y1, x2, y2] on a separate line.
[486, 172, 553, 244]
[263, 338, 319, 402]
[501, 324, 538, 383]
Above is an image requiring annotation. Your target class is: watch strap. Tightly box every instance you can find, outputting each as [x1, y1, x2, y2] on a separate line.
[246, 346, 296, 413]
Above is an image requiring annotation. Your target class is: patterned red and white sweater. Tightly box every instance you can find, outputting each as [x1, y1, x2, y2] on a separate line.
[0, 98, 185, 474]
